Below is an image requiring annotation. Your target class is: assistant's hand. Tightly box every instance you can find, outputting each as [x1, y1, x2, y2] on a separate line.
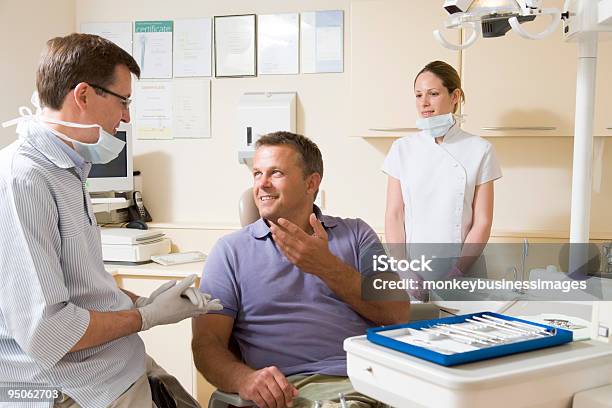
[270, 214, 340, 278]
[138, 274, 222, 331]
[238, 366, 299, 408]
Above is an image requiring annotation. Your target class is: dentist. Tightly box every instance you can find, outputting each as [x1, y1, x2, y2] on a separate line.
[383, 60, 502, 281]
[0, 33, 220, 408]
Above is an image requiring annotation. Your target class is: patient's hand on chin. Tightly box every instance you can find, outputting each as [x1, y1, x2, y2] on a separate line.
[238, 366, 299, 408]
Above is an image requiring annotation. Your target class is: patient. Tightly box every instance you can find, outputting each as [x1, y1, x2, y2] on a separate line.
[192, 131, 410, 408]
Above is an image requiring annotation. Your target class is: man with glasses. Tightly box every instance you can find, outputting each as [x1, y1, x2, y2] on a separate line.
[0, 33, 218, 407]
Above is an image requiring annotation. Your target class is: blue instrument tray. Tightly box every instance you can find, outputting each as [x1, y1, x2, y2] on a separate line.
[367, 311, 573, 366]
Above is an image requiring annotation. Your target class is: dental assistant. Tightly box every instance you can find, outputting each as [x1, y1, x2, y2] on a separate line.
[383, 61, 502, 274]
[0, 33, 219, 408]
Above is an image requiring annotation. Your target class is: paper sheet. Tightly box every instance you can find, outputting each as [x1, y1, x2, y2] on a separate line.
[133, 81, 173, 140]
[214, 15, 256, 77]
[173, 79, 211, 139]
[134, 21, 173, 79]
[81, 22, 133, 55]
[258, 13, 299, 75]
[174, 18, 212, 77]
[301, 10, 344, 73]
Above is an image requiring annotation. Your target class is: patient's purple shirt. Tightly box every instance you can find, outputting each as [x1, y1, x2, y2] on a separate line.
[199, 209, 382, 376]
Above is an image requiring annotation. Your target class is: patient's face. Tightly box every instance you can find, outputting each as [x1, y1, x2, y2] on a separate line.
[252, 145, 312, 223]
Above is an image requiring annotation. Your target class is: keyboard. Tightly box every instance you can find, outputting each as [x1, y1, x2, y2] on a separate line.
[150, 251, 207, 266]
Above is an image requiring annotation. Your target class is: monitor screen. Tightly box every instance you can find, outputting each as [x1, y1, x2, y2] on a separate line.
[86, 124, 133, 193]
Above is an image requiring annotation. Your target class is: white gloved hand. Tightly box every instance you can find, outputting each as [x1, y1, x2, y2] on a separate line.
[180, 287, 223, 312]
[138, 274, 222, 331]
[134, 280, 177, 308]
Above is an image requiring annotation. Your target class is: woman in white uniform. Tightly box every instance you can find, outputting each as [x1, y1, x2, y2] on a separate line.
[383, 61, 502, 278]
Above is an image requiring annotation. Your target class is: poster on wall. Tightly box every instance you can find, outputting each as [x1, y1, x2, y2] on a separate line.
[301, 10, 344, 74]
[214, 14, 256, 77]
[81, 22, 133, 55]
[133, 21, 173, 79]
[174, 18, 212, 77]
[258, 13, 299, 75]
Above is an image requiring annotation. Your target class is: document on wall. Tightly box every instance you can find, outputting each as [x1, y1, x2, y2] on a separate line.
[301, 11, 344, 73]
[258, 13, 299, 75]
[81, 22, 133, 55]
[174, 18, 212, 77]
[133, 81, 173, 140]
[133, 21, 173, 79]
[173, 79, 211, 139]
[214, 14, 256, 77]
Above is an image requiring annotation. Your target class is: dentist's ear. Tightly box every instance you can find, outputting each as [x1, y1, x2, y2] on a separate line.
[72, 82, 90, 111]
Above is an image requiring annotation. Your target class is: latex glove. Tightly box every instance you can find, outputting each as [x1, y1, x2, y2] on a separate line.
[181, 287, 223, 312]
[134, 280, 177, 308]
[138, 274, 221, 331]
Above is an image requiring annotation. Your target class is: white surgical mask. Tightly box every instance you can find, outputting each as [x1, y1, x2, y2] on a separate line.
[2, 91, 125, 164]
[42, 117, 125, 164]
[416, 113, 455, 138]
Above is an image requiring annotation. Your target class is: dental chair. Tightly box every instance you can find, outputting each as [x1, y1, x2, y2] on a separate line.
[206, 189, 440, 407]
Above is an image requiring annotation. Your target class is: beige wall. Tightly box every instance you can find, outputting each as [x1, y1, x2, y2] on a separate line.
[3, 0, 610, 238]
[0, 0, 76, 148]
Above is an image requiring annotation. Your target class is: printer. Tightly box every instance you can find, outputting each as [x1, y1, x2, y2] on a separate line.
[100, 228, 171, 263]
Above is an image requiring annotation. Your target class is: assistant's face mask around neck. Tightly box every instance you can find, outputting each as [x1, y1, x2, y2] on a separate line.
[416, 112, 456, 139]
[1, 91, 125, 164]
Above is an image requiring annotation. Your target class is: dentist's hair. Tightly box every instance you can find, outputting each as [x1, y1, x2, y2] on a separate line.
[256, 131, 324, 180]
[36, 33, 140, 110]
[415, 60, 465, 113]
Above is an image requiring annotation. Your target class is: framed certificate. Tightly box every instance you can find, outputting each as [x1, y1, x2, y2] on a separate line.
[214, 14, 256, 77]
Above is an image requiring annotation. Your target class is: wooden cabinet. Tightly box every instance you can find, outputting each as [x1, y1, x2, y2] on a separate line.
[349, 0, 460, 137]
[595, 40, 612, 136]
[461, 5, 578, 137]
[350, 0, 612, 139]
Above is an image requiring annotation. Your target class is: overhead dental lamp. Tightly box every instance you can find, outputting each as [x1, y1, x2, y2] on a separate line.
[435, 0, 561, 49]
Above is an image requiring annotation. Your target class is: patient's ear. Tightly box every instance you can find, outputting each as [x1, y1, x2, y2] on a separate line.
[306, 172, 321, 197]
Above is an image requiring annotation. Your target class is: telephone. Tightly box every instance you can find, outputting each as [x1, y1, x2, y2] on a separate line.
[127, 191, 152, 224]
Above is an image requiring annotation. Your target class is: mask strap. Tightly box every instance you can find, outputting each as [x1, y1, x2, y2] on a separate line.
[40, 116, 100, 130]
[1, 106, 36, 128]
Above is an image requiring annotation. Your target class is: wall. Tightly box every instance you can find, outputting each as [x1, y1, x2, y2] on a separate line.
[2, 0, 608, 239]
[0, 0, 76, 148]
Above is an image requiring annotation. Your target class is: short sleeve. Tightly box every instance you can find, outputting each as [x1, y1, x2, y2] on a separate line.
[355, 219, 386, 278]
[477, 143, 503, 185]
[381, 139, 402, 180]
[199, 239, 240, 319]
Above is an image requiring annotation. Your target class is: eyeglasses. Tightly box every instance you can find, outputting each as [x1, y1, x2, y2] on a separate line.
[88, 83, 132, 109]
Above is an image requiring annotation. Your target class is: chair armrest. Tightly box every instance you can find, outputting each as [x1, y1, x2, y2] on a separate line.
[208, 390, 253, 407]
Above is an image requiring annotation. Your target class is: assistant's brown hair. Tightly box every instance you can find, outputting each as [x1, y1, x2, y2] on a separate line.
[36, 33, 140, 110]
[256, 131, 324, 179]
[415, 60, 465, 113]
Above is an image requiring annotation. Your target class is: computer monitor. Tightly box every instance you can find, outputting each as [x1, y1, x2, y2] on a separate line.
[86, 123, 133, 193]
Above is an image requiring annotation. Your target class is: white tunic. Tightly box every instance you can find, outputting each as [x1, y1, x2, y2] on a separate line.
[383, 123, 502, 244]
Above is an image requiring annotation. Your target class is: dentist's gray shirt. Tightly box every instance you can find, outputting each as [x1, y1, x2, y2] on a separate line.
[0, 121, 144, 408]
